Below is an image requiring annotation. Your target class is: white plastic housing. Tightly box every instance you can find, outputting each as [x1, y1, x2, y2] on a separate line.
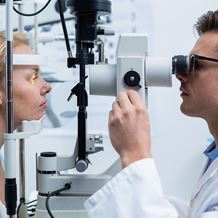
[89, 64, 116, 96]
[145, 57, 172, 87]
[89, 57, 172, 96]
[89, 34, 172, 98]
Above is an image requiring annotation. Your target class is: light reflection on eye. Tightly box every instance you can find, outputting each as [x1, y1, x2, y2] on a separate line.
[30, 73, 39, 85]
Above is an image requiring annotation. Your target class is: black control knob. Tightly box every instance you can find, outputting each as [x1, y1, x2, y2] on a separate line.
[40, 152, 57, 157]
[124, 71, 141, 88]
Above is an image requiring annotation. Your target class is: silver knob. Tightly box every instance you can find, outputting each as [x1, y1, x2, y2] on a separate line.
[76, 159, 88, 172]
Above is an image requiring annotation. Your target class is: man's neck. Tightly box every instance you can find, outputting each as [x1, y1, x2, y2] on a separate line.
[207, 118, 218, 147]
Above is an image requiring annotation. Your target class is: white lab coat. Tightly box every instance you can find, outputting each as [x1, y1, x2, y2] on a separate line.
[0, 201, 6, 218]
[84, 157, 218, 218]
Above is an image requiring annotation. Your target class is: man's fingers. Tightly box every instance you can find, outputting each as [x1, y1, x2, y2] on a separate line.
[112, 101, 122, 116]
[127, 90, 145, 109]
[117, 91, 132, 109]
[109, 110, 114, 121]
[109, 101, 122, 126]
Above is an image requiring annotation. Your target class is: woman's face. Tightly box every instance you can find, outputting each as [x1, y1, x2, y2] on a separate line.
[1, 43, 51, 128]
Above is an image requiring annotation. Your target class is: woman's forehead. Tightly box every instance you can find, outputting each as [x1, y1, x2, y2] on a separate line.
[13, 44, 39, 71]
[13, 65, 39, 72]
[13, 43, 33, 55]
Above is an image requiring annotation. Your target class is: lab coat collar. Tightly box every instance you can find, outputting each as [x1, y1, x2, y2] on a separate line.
[203, 141, 218, 161]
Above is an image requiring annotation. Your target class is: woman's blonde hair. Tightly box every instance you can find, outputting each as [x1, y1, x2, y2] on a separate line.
[0, 31, 29, 81]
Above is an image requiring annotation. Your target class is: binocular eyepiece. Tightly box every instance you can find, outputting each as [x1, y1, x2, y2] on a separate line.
[172, 55, 189, 75]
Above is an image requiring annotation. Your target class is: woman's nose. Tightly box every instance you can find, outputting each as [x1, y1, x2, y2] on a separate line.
[41, 79, 51, 95]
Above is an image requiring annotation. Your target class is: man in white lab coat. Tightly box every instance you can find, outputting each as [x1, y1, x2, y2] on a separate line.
[84, 10, 218, 218]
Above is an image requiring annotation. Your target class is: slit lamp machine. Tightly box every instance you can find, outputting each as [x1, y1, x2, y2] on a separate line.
[2, 0, 190, 217]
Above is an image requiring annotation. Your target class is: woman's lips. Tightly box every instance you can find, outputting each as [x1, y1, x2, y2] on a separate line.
[40, 102, 47, 109]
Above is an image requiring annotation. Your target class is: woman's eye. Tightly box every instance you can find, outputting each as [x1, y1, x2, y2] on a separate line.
[30, 74, 38, 85]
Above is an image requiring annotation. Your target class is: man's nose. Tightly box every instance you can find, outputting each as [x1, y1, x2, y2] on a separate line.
[175, 73, 189, 82]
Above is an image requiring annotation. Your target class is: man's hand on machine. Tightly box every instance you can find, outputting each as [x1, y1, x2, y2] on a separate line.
[108, 90, 152, 168]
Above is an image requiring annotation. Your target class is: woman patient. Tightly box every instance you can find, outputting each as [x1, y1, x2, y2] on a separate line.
[0, 32, 51, 216]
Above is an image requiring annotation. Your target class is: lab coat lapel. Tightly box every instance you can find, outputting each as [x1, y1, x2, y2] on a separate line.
[191, 158, 218, 200]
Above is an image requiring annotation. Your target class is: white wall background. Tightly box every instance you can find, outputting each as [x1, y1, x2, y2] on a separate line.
[0, 0, 218, 204]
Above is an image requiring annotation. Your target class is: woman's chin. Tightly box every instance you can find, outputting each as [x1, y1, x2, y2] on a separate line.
[34, 112, 46, 120]
[26, 112, 46, 122]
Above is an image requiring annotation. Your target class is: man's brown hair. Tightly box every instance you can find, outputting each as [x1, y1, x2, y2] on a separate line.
[195, 10, 218, 36]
